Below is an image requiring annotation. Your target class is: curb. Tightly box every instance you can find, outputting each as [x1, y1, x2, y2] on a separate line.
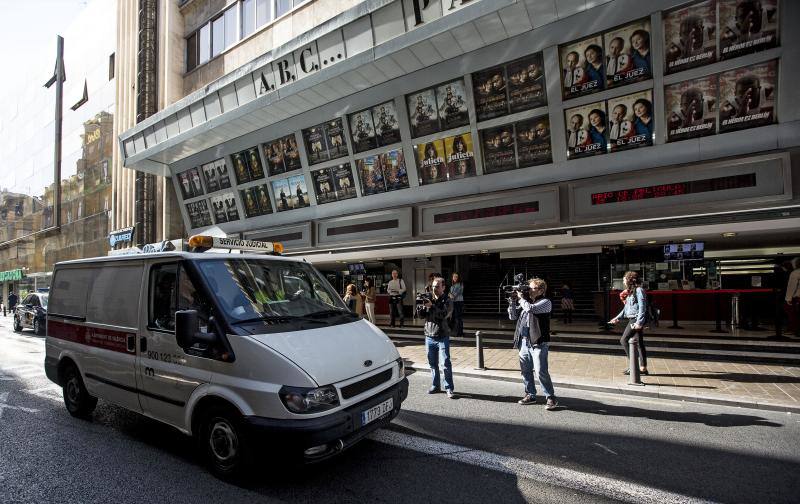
[404, 363, 800, 415]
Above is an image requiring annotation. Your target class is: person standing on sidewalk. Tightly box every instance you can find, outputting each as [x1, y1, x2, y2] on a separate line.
[449, 273, 464, 337]
[387, 270, 406, 328]
[419, 276, 455, 398]
[7, 290, 18, 318]
[560, 283, 575, 324]
[509, 278, 558, 411]
[362, 278, 377, 324]
[609, 271, 649, 375]
[785, 258, 800, 336]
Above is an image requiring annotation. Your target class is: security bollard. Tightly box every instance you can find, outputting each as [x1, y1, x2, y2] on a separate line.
[475, 330, 485, 370]
[628, 336, 643, 386]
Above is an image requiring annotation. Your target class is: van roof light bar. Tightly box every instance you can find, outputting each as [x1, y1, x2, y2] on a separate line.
[188, 235, 284, 255]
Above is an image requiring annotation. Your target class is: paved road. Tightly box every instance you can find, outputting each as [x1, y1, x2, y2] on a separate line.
[1, 325, 798, 503]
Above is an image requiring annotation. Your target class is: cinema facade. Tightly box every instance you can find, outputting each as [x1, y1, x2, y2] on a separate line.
[117, 0, 799, 318]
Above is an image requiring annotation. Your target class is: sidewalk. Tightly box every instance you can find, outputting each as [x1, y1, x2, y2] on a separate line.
[395, 339, 800, 413]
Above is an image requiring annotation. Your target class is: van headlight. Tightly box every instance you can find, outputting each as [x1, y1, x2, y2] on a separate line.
[279, 385, 340, 414]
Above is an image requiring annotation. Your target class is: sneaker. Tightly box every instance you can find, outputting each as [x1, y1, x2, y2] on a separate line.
[428, 386, 441, 394]
[446, 390, 456, 399]
[518, 394, 536, 405]
[545, 397, 558, 411]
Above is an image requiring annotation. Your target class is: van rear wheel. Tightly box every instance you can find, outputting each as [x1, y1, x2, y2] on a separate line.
[33, 318, 43, 336]
[200, 407, 252, 480]
[62, 364, 97, 418]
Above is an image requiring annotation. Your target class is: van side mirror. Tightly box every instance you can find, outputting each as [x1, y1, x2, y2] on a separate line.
[175, 310, 217, 348]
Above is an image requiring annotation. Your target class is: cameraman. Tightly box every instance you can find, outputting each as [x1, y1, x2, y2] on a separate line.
[418, 276, 455, 399]
[508, 278, 558, 411]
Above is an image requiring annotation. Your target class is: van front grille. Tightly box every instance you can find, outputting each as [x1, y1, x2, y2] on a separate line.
[340, 368, 392, 399]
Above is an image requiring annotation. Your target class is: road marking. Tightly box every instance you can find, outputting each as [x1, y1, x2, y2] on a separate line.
[371, 430, 716, 504]
[24, 385, 61, 398]
[592, 442, 618, 455]
[0, 392, 39, 418]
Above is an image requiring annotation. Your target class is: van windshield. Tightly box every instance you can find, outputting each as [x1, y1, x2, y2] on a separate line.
[195, 258, 353, 326]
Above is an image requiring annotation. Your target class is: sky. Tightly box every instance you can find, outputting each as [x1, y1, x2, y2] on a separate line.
[0, 0, 89, 99]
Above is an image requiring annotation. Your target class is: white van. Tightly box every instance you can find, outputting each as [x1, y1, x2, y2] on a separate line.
[44, 236, 408, 478]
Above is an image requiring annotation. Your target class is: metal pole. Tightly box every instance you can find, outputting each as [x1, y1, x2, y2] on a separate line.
[475, 330, 485, 370]
[53, 35, 64, 229]
[628, 335, 643, 386]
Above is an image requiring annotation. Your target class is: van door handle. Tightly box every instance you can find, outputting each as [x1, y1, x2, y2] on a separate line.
[127, 334, 135, 353]
[140, 337, 147, 353]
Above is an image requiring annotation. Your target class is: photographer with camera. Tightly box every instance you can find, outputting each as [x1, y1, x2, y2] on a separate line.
[418, 276, 456, 399]
[387, 269, 406, 328]
[508, 276, 558, 411]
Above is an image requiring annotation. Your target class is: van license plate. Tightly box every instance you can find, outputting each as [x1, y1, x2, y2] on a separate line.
[361, 397, 393, 426]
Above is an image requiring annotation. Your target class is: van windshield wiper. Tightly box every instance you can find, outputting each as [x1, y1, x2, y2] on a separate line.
[304, 309, 358, 319]
[231, 314, 324, 325]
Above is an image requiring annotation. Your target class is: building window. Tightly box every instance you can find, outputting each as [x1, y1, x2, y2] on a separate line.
[199, 23, 210, 64]
[242, 0, 255, 37]
[211, 15, 224, 58]
[187, 32, 198, 71]
[256, 0, 271, 26]
[224, 6, 238, 48]
[108, 53, 115, 80]
[276, 0, 291, 17]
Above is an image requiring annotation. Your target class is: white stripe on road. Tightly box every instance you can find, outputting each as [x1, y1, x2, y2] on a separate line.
[370, 429, 716, 504]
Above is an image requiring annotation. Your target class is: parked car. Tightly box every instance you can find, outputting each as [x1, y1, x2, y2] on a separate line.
[14, 292, 48, 335]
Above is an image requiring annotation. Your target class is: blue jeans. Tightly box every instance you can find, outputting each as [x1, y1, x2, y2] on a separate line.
[426, 336, 454, 391]
[519, 331, 555, 398]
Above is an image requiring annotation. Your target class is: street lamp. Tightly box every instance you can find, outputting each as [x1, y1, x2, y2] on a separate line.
[44, 35, 65, 230]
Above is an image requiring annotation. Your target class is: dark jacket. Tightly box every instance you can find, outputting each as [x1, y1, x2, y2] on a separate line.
[419, 294, 452, 338]
[8, 293, 18, 308]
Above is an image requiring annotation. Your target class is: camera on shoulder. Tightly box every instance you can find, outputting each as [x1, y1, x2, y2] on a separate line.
[505, 273, 531, 303]
[415, 292, 433, 313]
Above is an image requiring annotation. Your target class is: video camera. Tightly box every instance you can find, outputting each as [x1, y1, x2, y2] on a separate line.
[503, 273, 531, 304]
[415, 292, 432, 313]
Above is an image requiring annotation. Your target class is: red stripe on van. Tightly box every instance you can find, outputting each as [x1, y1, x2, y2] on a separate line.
[48, 319, 133, 354]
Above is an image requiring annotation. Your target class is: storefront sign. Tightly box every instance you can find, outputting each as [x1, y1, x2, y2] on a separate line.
[0, 269, 24, 282]
[108, 227, 135, 247]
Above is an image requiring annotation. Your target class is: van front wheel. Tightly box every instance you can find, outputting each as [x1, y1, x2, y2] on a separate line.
[63, 364, 97, 418]
[201, 407, 252, 480]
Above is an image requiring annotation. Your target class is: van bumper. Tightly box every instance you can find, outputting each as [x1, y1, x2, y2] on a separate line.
[243, 377, 409, 461]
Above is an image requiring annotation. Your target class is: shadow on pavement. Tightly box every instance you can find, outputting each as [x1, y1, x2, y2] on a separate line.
[653, 372, 800, 384]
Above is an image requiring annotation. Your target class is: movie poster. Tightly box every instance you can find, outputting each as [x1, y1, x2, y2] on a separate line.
[356, 155, 386, 196]
[607, 90, 654, 152]
[201, 162, 219, 193]
[604, 18, 652, 89]
[665, 75, 718, 142]
[507, 53, 547, 113]
[472, 65, 508, 122]
[720, 0, 779, 59]
[240, 184, 272, 217]
[288, 174, 310, 209]
[311, 168, 338, 205]
[481, 124, 516, 174]
[325, 118, 349, 160]
[263, 134, 299, 176]
[178, 167, 204, 199]
[718, 59, 777, 133]
[381, 150, 409, 191]
[560, 34, 605, 100]
[515, 115, 553, 168]
[231, 152, 251, 184]
[222, 192, 240, 222]
[663, 0, 717, 74]
[246, 147, 265, 180]
[186, 200, 212, 228]
[565, 101, 608, 159]
[210, 195, 228, 224]
[334, 163, 358, 200]
[444, 133, 476, 180]
[215, 159, 232, 189]
[407, 88, 440, 138]
[302, 124, 329, 165]
[436, 79, 470, 130]
[372, 101, 402, 146]
[416, 139, 447, 185]
[271, 178, 293, 212]
[349, 109, 378, 153]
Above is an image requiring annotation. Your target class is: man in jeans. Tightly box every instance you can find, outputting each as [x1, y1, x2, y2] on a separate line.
[386, 269, 406, 328]
[509, 278, 558, 410]
[419, 276, 455, 398]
